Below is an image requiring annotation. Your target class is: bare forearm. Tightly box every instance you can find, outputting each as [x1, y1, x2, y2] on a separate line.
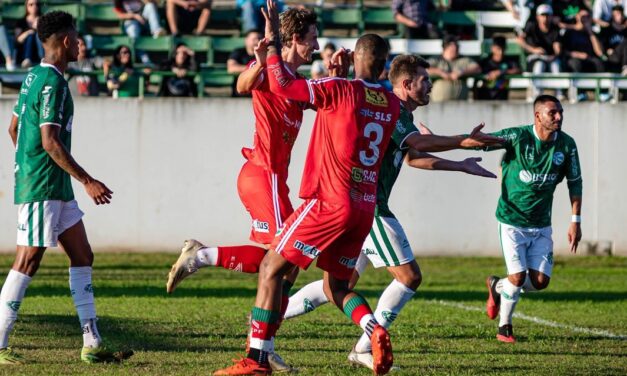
[407, 154, 464, 171]
[570, 196, 582, 215]
[394, 13, 418, 27]
[9, 115, 18, 147]
[236, 63, 264, 94]
[406, 134, 463, 153]
[266, 49, 310, 102]
[45, 141, 93, 184]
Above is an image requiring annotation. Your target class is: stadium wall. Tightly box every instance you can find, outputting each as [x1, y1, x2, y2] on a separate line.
[1, 99, 625, 256]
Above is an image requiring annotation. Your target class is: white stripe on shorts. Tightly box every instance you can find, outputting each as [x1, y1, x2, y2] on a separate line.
[271, 173, 282, 229]
[275, 199, 317, 254]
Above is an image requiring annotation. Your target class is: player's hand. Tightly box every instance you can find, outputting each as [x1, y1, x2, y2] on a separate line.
[84, 180, 113, 205]
[418, 122, 435, 135]
[568, 222, 581, 253]
[461, 157, 497, 178]
[261, 0, 280, 43]
[328, 48, 351, 78]
[254, 38, 271, 66]
[461, 123, 505, 148]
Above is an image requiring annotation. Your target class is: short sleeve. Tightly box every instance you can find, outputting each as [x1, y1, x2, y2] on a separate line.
[306, 77, 350, 110]
[39, 79, 67, 127]
[565, 141, 583, 196]
[480, 127, 519, 151]
[392, 112, 419, 149]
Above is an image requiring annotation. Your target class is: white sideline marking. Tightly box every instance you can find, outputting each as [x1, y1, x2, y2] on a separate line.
[429, 300, 627, 340]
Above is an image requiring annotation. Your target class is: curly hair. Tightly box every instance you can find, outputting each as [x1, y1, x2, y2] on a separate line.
[37, 10, 75, 42]
[389, 54, 430, 86]
[280, 8, 318, 47]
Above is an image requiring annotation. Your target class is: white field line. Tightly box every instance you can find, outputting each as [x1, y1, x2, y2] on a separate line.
[429, 299, 627, 340]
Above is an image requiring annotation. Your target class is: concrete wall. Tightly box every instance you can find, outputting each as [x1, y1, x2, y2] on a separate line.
[1, 98, 625, 255]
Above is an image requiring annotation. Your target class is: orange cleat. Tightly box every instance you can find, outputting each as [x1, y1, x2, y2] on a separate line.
[486, 276, 501, 320]
[370, 325, 393, 375]
[213, 357, 272, 375]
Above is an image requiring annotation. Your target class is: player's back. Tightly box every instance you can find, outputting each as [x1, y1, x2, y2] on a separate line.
[245, 61, 305, 177]
[299, 78, 400, 213]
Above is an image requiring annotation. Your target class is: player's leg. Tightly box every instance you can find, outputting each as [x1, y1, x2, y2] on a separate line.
[523, 226, 553, 292]
[57, 204, 133, 363]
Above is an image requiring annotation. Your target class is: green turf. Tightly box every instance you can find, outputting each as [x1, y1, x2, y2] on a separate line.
[0, 252, 625, 375]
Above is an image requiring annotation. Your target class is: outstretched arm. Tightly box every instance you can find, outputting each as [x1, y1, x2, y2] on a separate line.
[406, 149, 496, 178]
[404, 123, 504, 152]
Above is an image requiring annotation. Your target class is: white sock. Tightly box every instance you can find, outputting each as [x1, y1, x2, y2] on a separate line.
[521, 273, 538, 293]
[0, 270, 32, 349]
[498, 278, 521, 327]
[196, 247, 219, 267]
[354, 279, 415, 353]
[69, 267, 101, 348]
[496, 278, 504, 294]
[284, 280, 328, 320]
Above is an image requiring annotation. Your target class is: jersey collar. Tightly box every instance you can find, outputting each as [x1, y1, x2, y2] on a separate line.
[40, 61, 63, 77]
[533, 125, 558, 142]
[357, 79, 381, 88]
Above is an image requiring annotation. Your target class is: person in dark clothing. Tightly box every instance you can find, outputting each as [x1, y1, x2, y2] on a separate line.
[227, 29, 260, 97]
[475, 36, 521, 100]
[562, 8, 606, 72]
[15, 0, 43, 67]
[158, 43, 198, 97]
[599, 5, 627, 57]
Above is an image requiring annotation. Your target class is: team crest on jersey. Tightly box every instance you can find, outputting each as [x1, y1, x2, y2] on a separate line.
[24, 73, 37, 88]
[364, 88, 388, 107]
[552, 152, 565, 166]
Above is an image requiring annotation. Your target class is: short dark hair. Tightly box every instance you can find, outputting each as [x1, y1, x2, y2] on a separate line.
[612, 5, 624, 12]
[533, 94, 561, 109]
[442, 35, 459, 49]
[37, 10, 75, 43]
[280, 8, 318, 47]
[493, 35, 506, 50]
[244, 29, 262, 38]
[388, 54, 430, 86]
[323, 42, 336, 51]
[355, 33, 389, 57]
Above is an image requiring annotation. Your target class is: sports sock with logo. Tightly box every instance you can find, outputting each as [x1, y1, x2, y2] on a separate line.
[499, 278, 522, 327]
[69, 266, 102, 348]
[197, 246, 266, 273]
[0, 270, 31, 349]
[343, 295, 378, 339]
[354, 279, 415, 353]
[496, 278, 504, 294]
[284, 279, 328, 319]
[247, 307, 280, 366]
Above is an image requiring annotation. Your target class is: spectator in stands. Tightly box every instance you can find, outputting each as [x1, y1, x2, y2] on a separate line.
[158, 42, 198, 97]
[475, 36, 521, 100]
[553, 0, 590, 28]
[310, 42, 336, 79]
[562, 8, 605, 73]
[237, 0, 285, 33]
[518, 4, 563, 99]
[15, 0, 43, 68]
[166, 0, 212, 36]
[114, 0, 166, 39]
[593, 0, 627, 28]
[68, 36, 103, 97]
[427, 36, 481, 101]
[104, 45, 143, 97]
[599, 5, 627, 55]
[227, 29, 260, 97]
[501, 0, 545, 32]
[0, 20, 15, 70]
[392, 0, 438, 39]
[608, 37, 627, 73]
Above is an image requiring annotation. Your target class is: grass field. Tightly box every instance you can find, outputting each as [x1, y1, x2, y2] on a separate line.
[0, 252, 625, 375]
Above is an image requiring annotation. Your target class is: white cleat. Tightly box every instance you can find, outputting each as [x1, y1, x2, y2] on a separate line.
[348, 348, 374, 370]
[269, 352, 297, 374]
[166, 239, 204, 294]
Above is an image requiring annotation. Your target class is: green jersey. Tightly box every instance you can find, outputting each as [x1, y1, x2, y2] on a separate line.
[487, 125, 582, 228]
[13, 63, 75, 204]
[375, 105, 419, 218]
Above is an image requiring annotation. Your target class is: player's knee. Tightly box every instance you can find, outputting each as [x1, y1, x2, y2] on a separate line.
[398, 270, 422, 290]
[508, 272, 526, 287]
[532, 274, 551, 290]
[13, 248, 45, 276]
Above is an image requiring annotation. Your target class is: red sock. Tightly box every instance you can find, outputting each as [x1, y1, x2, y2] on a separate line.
[217, 245, 266, 273]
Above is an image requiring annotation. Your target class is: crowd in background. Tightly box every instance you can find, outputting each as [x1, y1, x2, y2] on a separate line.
[0, 0, 626, 100]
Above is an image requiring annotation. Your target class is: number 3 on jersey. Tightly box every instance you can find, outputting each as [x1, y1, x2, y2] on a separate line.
[360, 122, 384, 167]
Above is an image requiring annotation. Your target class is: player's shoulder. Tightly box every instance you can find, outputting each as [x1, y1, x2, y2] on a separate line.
[558, 130, 576, 144]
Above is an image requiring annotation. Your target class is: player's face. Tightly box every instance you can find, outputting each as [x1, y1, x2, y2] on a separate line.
[296, 24, 319, 64]
[65, 29, 80, 62]
[408, 67, 432, 106]
[536, 101, 563, 132]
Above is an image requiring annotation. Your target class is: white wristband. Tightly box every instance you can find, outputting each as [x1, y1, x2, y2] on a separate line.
[571, 215, 581, 223]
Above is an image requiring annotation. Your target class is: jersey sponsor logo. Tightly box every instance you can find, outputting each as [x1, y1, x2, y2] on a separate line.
[24, 73, 37, 88]
[339, 256, 358, 268]
[282, 131, 297, 146]
[293, 240, 320, 259]
[552, 152, 565, 166]
[395, 120, 406, 133]
[17, 223, 26, 231]
[351, 167, 377, 184]
[350, 188, 363, 203]
[253, 219, 270, 233]
[359, 108, 392, 122]
[42, 86, 53, 119]
[363, 193, 376, 203]
[519, 170, 558, 184]
[364, 88, 388, 107]
[282, 114, 302, 129]
[364, 247, 377, 255]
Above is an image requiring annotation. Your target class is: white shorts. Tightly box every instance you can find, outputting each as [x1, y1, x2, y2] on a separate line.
[17, 200, 84, 248]
[358, 216, 414, 272]
[499, 222, 554, 277]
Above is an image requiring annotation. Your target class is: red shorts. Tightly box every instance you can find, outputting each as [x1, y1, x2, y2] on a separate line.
[271, 199, 374, 280]
[237, 161, 294, 245]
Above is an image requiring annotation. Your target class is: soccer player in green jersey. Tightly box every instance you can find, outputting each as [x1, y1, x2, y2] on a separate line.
[483, 95, 582, 343]
[1, 11, 132, 364]
[283, 54, 501, 370]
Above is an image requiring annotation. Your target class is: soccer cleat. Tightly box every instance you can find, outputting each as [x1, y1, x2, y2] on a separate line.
[268, 352, 297, 373]
[486, 275, 501, 320]
[166, 239, 205, 294]
[81, 345, 134, 363]
[213, 357, 272, 375]
[370, 325, 393, 375]
[496, 324, 516, 343]
[348, 347, 374, 370]
[0, 347, 23, 365]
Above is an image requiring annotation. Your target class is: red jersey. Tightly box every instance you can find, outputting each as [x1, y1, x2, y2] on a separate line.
[243, 61, 305, 177]
[299, 78, 400, 212]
